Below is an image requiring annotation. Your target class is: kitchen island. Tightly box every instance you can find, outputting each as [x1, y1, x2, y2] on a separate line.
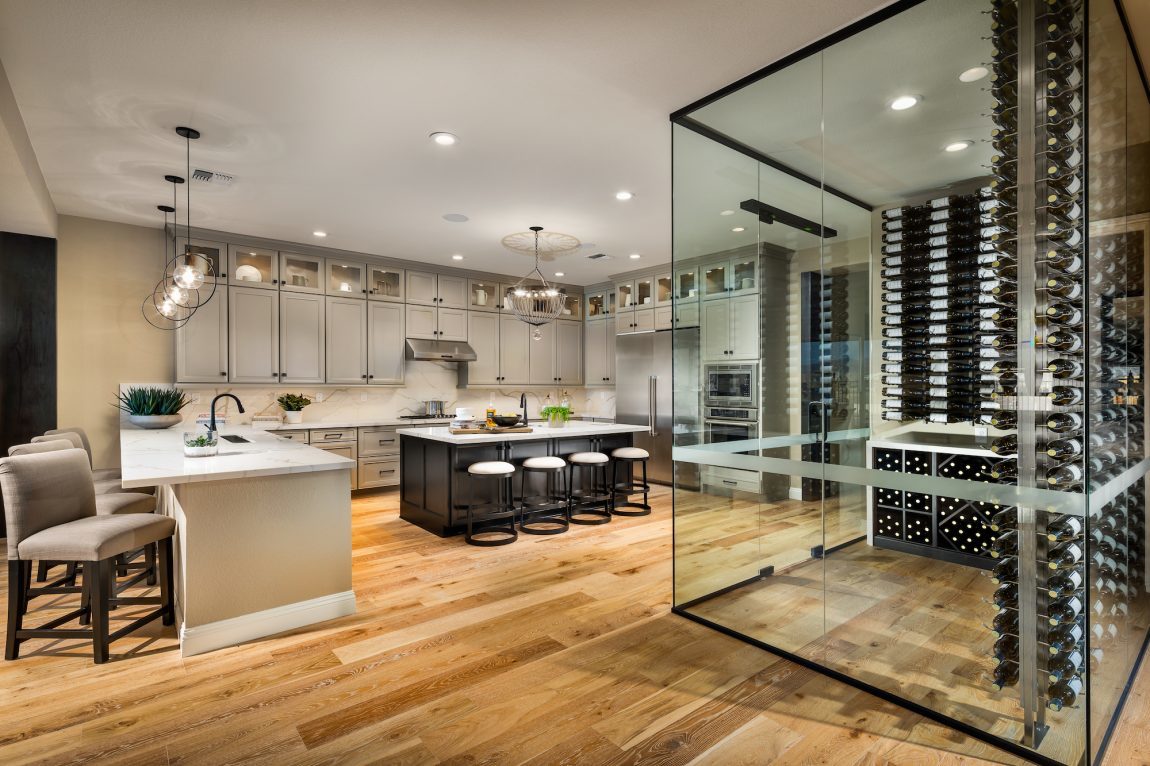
[120, 427, 356, 656]
[398, 422, 647, 536]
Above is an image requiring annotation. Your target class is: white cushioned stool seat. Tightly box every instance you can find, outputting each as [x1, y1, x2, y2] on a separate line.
[522, 456, 566, 470]
[568, 452, 608, 465]
[18, 514, 176, 561]
[96, 493, 156, 516]
[468, 461, 515, 476]
[611, 447, 650, 460]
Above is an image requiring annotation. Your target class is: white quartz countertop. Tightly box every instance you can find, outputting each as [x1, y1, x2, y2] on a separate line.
[120, 426, 355, 488]
[262, 415, 614, 432]
[396, 422, 645, 445]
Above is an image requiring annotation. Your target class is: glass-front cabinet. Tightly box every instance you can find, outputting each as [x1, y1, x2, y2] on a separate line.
[615, 280, 636, 311]
[174, 237, 225, 284]
[655, 272, 673, 306]
[326, 260, 366, 297]
[468, 279, 500, 312]
[635, 276, 654, 309]
[670, 1, 1149, 765]
[561, 292, 582, 321]
[229, 245, 278, 289]
[368, 266, 403, 302]
[280, 252, 323, 293]
[586, 288, 615, 320]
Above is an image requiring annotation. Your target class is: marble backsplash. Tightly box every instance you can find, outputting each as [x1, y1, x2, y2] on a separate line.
[122, 360, 615, 427]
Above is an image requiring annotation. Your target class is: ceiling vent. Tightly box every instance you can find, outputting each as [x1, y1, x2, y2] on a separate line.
[192, 168, 234, 186]
[587, 252, 613, 260]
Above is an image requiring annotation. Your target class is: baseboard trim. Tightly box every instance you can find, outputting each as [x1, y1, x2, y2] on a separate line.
[788, 486, 803, 501]
[179, 590, 357, 656]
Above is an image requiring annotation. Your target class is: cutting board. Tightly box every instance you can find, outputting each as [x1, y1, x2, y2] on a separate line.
[449, 426, 534, 434]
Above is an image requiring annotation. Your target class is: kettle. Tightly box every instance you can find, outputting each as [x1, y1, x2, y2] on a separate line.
[423, 400, 447, 417]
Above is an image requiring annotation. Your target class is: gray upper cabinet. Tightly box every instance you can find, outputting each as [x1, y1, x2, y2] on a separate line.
[405, 304, 438, 340]
[702, 293, 759, 360]
[229, 286, 279, 383]
[466, 311, 500, 384]
[584, 316, 616, 385]
[279, 292, 325, 384]
[176, 286, 228, 383]
[280, 252, 324, 294]
[367, 265, 404, 302]
[326, 260, 367, 298]
[468, 279, 501, 313]
[554, 319, 583, 385]
[437, 307, 467, 341]
[499, 316, 531, 385]
[175, 237, 227, 285]
[528, 322, 556, 385]
[368, 302, 405, 384]
[406, 271, 467, 308]
[326, 297, 367, 384]
[229, 245, 279, 290]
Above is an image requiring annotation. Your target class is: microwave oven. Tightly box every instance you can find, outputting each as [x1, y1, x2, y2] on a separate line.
[704, 363, 759, 408]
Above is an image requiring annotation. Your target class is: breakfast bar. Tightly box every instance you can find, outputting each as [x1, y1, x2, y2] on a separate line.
[120, 427, 357, 655]
[398, 422, 646, 536]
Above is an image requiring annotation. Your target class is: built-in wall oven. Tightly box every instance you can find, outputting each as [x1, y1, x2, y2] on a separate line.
[703, 406, 759, 448]
[704, 363, 759, 408]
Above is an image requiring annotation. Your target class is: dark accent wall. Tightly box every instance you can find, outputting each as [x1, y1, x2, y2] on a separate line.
[0, 231, 57, 536]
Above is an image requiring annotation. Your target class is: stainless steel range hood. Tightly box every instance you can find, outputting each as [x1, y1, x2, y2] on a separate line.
[405, 338, 478, 362]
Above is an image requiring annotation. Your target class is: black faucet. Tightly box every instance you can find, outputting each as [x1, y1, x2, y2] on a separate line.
[207, 393, 245, 433]
[520, 393, 528, 426]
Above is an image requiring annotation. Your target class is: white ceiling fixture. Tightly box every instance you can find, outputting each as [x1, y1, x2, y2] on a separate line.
[554, 271, 564, 277]
[889, 95, 920, 111]
[312, 230, 327, 237]
[502, 226, 577, 339]
[451, 254, 463, 260]
[615, 190, 634, 200]
[0, 0, 894, 284]
[944, 140, 973, 152]
[958, 66, 988, 82]
[442, 213, 469, 223]
[629, 253, 641, 259]
[429, 131, 458, 146]
[731, 226, 745, 232]
[719, 209, 735, 216]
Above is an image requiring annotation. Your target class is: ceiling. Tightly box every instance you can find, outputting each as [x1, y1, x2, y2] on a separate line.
[0, 0, 893, 284]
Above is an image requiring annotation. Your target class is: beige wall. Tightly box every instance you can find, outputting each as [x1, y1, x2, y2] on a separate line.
[57, 215, 171, 468]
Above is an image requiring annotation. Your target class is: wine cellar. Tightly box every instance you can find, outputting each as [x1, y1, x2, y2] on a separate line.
[672, 0, 1150, 763]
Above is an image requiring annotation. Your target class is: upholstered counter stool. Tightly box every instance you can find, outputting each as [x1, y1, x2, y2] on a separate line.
[611, 447, 652, 516]
[33, 431, 153, 496]
[566, 452, 613, 525]
[463, 461, 518, 547]
[0, 449, 175, 664]
[517, 455, 569, 535]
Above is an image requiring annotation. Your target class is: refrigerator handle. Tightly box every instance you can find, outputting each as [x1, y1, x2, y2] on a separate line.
[649, 375, 658, 436]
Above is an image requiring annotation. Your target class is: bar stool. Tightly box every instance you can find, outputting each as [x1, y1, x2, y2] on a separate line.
[518, 456, 569, 535]
[32, 432, 153, 496]
[566, 452, 613, 525]
[611, 447, 652, 516]
[464, 461, 518, 547]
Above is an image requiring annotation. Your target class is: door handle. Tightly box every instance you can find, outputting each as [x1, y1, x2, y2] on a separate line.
[649, 375, 658, 437]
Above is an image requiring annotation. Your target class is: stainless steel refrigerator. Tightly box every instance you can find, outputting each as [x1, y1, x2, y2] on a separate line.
[615, 327, 698, 484]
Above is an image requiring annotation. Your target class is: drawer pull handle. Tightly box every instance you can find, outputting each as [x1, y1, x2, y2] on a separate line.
[324, 434, 342, 440]
[378, 469, 395, 475]
[722, 480, 737, 486]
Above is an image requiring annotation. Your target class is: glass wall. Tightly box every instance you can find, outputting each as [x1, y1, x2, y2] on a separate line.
[670, 1, 1150, 764]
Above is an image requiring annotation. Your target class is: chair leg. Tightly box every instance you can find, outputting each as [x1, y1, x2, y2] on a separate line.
[158, 537, 175, 626]
[65, 562, 79, 587]
[90, 560, 111, 664]
[79, 569, 92, 626]
[19, 560, 32, 616]
[36, 560, 49, 583]
[145, 543, 157, 587]
[6, 560, 26, 661]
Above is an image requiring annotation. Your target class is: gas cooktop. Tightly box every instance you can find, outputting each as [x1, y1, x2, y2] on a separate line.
[397, 414, 452, 420]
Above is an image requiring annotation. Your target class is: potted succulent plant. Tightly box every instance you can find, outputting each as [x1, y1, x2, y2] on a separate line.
[117, 386, 190, 429]
[277, 393, 312, 424]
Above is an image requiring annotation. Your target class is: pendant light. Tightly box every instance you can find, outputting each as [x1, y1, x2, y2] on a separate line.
[502, 226, 577, 340]
[142, 201, 195, 329]
[170, 126, 217, 306]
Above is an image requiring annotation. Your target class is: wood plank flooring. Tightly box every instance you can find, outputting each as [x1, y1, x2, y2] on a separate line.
[0, 485, 1144, 764]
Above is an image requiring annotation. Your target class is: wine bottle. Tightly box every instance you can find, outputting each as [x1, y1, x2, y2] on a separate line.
[1047, 411, 1084, 432]
[1046, 462, 1084, 488]
[989, 434, 1018, 456]
[1047, 677, 1083, 711]
[1048, 650, 1084, 683]
[1047, 595, 1084, 625]
[993, 582, 1019, 609]
[1047, 358, 1084, 379]
[1046, 436, 1084, 460]
[991, 609, 1019, 637]
[1046, 331, 1083, 352]
[989, 530, 1018, 559]
[1046, 515, 1083, 542]
[1046, 568, 1083, 598]
[991, 660, 1019, 691]
[1047, 622, 1084, 655]
[1045, 276, 1084, 299]
[991, 556, 1018, 584]
[990, 459, 1019, 481]
[989, 410, 1018, 429]
[1049, 386, 1084, 406]
[993, 634, 1019, 662]
[1048, 541, 1084, 570]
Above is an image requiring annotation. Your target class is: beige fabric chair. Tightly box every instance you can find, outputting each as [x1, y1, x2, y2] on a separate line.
[30, 433, 151, 495]
[44, 427, 116, 479]
[0, 449, 174, 664]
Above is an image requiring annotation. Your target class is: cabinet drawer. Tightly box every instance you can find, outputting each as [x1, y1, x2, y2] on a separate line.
[359, 459, 400, 489]
[275, 430, 310, 443]
[359, 427, 400, 457]
[701, 466, 760, 494]
[316, 444, 358, 489]
[310, 428, 357, 444]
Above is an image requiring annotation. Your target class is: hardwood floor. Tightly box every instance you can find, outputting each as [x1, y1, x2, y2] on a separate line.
[0, 484, 1144, 764]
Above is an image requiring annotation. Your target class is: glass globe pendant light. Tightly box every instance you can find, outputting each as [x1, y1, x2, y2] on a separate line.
[168, 126, 217, 308]
[142, 202, 197, 329]
[503, 226, 574, 340]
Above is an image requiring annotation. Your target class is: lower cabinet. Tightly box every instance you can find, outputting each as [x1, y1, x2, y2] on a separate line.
[176, 286, 228, 383]
[310, 428, 359, 490]
[368, 302, 405, 384]
[326, 297, 367, 384]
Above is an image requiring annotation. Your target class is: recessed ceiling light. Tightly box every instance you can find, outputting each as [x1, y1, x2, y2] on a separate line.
[629, 253, 641, 259]
[945, 140, 974, 152]
[732, 227, 745, 233]
[429, 132, 458, 146]
[959, 66, 989, 83]
[889, 95, 920, 111]
[442, 213, 469, 223]
[312, 230, 327, 238]
[720, 210, 735, 216]
[554, 271, 565, 277]
[451, 254, 464, 260]
[615, 191, 634, 201]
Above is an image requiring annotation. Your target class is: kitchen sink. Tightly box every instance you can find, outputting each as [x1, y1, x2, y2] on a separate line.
[219, 434, 251, 444]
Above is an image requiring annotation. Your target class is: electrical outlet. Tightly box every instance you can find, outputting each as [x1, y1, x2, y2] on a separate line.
[189, 392, 201, 403]
[360, 393, 368, 403]
[314, 392, 324, 403]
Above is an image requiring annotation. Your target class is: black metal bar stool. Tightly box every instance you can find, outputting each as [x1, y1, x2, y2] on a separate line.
[464, 461, 518, 546]
[566, 452, 613, 525]
[611, 447, 652, 516]
[517, 456, 570, 535]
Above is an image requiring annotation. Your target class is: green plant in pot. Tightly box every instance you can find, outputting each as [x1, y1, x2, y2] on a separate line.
[117, 386, 190, 429]
[540, 403, 571, 428]
[277, 393, 312, 424]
